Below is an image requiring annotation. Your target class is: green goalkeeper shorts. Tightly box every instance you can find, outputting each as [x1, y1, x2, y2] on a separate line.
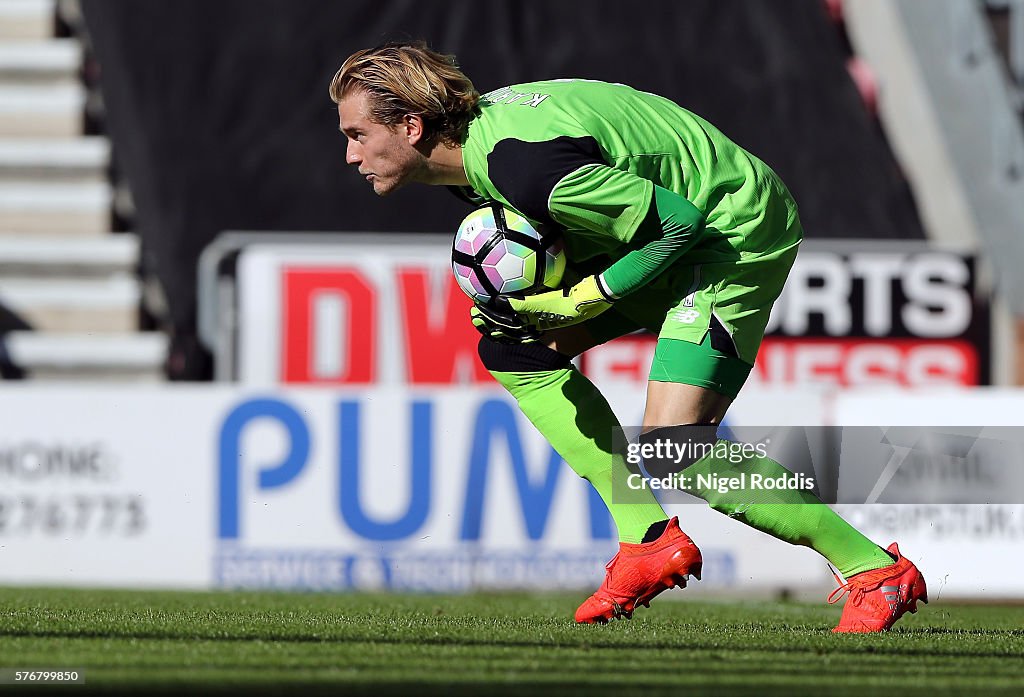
[647, 332, 753, 399]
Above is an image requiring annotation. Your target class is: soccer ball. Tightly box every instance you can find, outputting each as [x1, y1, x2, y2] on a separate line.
[451, 203, 566, 304]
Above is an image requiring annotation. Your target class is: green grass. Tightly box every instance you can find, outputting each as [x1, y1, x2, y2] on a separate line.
[1, 588, 1022, 695]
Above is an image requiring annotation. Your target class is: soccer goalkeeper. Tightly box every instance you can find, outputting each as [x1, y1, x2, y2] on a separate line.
[329, 41, 928, 633]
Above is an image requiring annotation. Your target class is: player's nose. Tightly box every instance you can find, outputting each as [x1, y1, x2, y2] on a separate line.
[346, 141, 361, 165]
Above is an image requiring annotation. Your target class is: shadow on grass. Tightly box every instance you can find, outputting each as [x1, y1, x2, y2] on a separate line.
[1, 623, 1022, 662]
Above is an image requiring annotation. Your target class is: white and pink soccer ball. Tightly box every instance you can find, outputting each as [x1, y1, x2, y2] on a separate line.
[451, 203, 566, 304]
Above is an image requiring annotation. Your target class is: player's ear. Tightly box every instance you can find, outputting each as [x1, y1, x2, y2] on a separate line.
[403, 113, 425, 145]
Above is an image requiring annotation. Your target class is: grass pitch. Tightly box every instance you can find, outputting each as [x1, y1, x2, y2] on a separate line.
[1, 588, 1022, 695]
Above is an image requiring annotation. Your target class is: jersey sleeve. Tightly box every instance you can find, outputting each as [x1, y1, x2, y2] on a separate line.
[485, 136, 653, 243]
[598, 185, 705, 298]
[547, 164, 653, 243]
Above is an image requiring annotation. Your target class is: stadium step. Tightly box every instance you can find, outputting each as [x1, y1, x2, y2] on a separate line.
[0, 83, 85, 137]
[0, 38, 79, 82]
[0, 1, 159, 377]
[2, 330, 168, 380]
[0, 137, 108, 181]
[0, 275, 140, 331]
[0, 181, 111, 234]
[0, 233, 137, 276]
[0, 0, 55, 41]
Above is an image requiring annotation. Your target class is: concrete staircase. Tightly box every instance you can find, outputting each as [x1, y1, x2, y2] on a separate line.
[0, 0, 167, 380]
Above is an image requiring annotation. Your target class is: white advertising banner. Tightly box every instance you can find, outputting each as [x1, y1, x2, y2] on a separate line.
[236, 239, 485, 387]
[0, 385, 831, 593]
[233, 238, 989, 389]
[4, 384, 1019, 596]
[0, 386, 216, 589]
[834, 390, 1024, 597]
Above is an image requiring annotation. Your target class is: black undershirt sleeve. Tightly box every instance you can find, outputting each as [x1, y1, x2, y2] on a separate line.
[485, 135, 605, 225]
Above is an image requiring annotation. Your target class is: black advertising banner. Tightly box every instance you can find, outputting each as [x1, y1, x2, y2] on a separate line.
[581, 242, 992, 387]
[758, 243, 991, 386]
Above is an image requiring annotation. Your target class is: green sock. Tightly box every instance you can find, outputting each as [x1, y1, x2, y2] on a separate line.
[491, 367, 668, 543]
[683, 440, 893, 577]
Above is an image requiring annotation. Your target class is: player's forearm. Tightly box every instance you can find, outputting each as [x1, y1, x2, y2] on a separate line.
[597, 185, 704, 298]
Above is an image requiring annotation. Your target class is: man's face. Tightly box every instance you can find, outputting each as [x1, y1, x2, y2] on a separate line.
[337, 89, 422, 196]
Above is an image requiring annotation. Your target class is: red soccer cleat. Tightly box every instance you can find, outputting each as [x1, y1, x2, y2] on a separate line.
[575, 517, 702, 624]
[829, 542, 928, 633]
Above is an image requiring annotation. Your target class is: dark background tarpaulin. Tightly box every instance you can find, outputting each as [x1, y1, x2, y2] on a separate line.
[80, 0, 925, 378]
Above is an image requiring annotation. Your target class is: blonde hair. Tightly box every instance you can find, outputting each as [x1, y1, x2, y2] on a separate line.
[330, 41, 479, 146]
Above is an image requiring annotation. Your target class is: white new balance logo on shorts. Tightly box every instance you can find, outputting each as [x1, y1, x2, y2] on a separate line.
[672, 309, 701, 324]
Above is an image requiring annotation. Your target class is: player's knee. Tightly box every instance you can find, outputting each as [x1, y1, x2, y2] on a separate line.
[639, 424, 720, 478]
[477, 336, 572, 372]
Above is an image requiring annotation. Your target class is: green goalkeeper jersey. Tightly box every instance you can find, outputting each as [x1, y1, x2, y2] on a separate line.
[459, 79, 798, 268]
[458, 79, 803, 364]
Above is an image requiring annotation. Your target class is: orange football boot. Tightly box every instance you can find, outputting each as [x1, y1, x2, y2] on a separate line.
[575, 517, 702, 624]
[829, 542, 928, 633]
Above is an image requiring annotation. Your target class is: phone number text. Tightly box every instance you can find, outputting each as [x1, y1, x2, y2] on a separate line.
[0, 495, 145, 536]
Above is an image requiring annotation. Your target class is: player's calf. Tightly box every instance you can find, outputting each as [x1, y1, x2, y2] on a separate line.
[638, 423, 720, 479]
